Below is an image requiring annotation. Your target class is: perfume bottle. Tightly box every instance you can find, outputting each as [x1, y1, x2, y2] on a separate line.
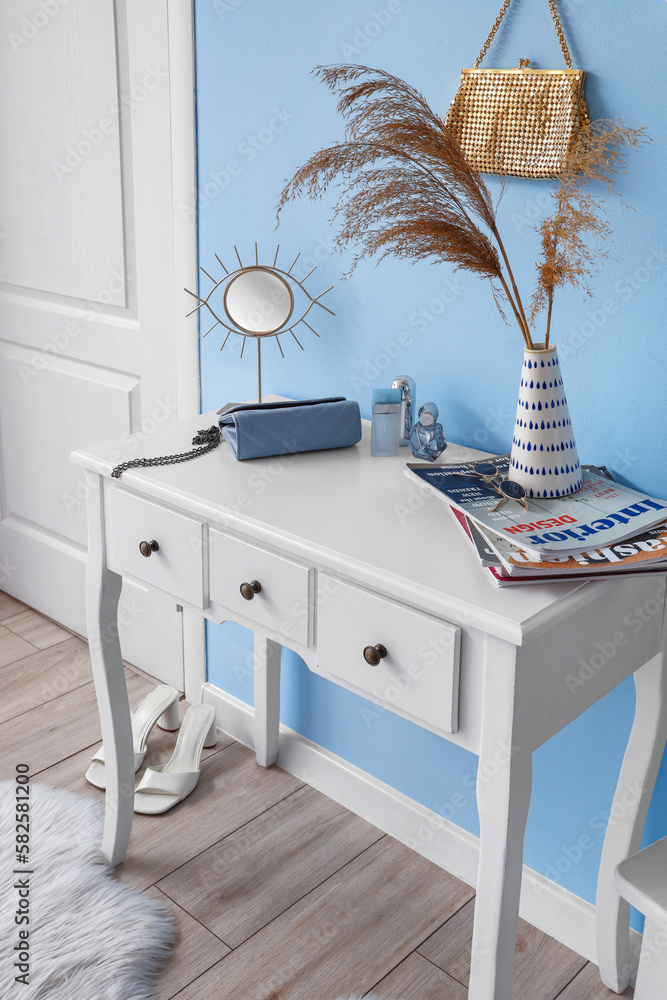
[410, 403, 447, 462]
[391, 375, 416, 447]
[371, 387, 402, 457]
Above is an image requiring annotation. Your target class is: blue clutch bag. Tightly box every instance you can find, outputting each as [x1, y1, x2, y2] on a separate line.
[218, 397, 362, 461]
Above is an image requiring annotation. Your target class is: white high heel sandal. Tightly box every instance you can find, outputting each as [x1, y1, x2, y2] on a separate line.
[133, 704, 217, 815]
[85, 684, 180, 790]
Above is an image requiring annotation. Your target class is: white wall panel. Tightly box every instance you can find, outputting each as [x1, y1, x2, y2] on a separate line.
[0, 0, 200, 689]
[0, 344, 138, 545]
[0, 0, 125, 303]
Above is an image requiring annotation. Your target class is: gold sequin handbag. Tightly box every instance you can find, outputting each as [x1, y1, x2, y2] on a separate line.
[445, 0, 590, 179]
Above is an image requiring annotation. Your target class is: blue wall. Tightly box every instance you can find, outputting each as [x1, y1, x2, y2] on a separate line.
[194, 0, 667, 924]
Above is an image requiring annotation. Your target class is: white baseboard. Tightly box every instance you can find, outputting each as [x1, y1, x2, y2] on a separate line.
[202, 682, 641, 974]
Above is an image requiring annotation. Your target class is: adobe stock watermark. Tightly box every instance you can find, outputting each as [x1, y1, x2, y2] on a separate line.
[86, 597, 144, 657]
[609, 447, 639, 476]
[202, 568, 347, 689]
[8, 0, 70, 53]
[180, 107, 295, 221]
[565, 582, 666, 695]
[210, 791, 299, 870]
[408, 276, 467, 334]
[22, 597, 144, 712]
[406, 739, 521, 851]
[257, 897, 359, 998]
[459, 406, 512, 451]
[213, 0, 244, 20]
[512, 191, 552, 233]
[393, 409, 511, 524]
[75, 269, 126, 319]
[539, 780, 642, 886]
[62, 397, 178, 513]
[290, 236, 336, 282]
[635, 922, 667, 980]
[187, 448, 302, 536]
[348, 331, 415, 394]
[347, 275, 466, 393]
[51, 67, 168, 180]
[559, 247, 667, 361]
[340, 1, 403, 58]
[16, 268, 125, 386]
[228, 569, 345, 686]
[0, 557, 18, 587]
[359, 627, 458, 727]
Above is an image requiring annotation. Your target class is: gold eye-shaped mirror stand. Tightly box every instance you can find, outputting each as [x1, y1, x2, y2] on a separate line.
[185, 243, 334, 402]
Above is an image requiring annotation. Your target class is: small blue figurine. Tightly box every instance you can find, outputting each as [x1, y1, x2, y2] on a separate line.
[410, 402, 447, 462]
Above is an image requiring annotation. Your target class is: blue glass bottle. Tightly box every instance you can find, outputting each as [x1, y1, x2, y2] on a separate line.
[410, 403, 447, 462]
[371, 388, 402, 457]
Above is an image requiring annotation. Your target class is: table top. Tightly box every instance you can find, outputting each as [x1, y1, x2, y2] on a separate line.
[72, 405, 609, 646]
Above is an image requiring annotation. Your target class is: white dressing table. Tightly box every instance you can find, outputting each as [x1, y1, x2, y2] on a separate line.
[71, 412, 666, 1000]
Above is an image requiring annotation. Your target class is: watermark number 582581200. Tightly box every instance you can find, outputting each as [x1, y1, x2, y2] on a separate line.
[13, 764, 31, 986]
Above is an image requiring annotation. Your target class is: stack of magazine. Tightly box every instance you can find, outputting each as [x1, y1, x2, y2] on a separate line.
[405, 457, 667, 588]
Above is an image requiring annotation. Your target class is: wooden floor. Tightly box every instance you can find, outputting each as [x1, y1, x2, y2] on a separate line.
[0, 590, 633, 1000]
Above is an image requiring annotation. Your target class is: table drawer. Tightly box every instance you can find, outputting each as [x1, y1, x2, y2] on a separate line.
[316, 575, 461, 734]
[105, 487, 206, 608]
[209, 529, 312, 646]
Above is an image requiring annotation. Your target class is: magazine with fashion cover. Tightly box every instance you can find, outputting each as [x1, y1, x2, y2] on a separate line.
[474, 515, 667, 577]
[450, 506, 667, 588]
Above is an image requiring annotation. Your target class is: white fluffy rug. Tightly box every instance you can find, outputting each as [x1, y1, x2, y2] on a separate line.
[0, 781, 176, 1000]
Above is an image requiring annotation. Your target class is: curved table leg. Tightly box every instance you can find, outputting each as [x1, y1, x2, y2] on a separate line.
[85, 472, 134, 866]
[469, 638, 532, 1000]
[596, 649, 667, 992]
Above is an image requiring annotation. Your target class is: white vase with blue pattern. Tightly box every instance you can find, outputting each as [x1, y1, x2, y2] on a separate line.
[509, 344, 582, 498]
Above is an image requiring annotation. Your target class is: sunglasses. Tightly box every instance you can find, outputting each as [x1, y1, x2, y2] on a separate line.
[451, 462, 530, 512]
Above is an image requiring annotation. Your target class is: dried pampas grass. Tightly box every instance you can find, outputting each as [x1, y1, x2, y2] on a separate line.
[278, 64, 647, 350]
[531, 119, 647, 347]
[277, 65, 533, 347]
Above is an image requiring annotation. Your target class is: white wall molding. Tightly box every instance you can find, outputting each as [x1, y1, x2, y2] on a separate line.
[166, 0, 207, 696]
[202, 681, 642, 976]
[166, 0, 199, 422]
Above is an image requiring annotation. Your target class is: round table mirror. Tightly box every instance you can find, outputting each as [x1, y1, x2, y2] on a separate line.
[223, 266, 294, 335]
[186, 242, 334, 403]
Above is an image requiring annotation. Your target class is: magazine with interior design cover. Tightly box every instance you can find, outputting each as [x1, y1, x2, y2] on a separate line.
[450, 506, 667, 589]
[405, 458, 667, 557]
[469, 464, 667, 576]
[450, 506, 596, 587]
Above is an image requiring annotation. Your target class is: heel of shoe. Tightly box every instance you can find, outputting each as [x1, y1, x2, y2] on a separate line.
[157, 698, 181, 732]
[203, 712, 218, 748]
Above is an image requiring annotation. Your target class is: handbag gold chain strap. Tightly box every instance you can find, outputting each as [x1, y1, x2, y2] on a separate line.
[475, 0, 574, 69]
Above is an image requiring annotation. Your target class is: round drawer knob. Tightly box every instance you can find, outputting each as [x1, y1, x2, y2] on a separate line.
[139, 539, 159, 558]
[363, 643, 388, 666]
[240, 580, 262, 601]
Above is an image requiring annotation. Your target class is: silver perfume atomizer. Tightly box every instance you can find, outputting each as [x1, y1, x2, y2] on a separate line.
[391, 376, 416, 447]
